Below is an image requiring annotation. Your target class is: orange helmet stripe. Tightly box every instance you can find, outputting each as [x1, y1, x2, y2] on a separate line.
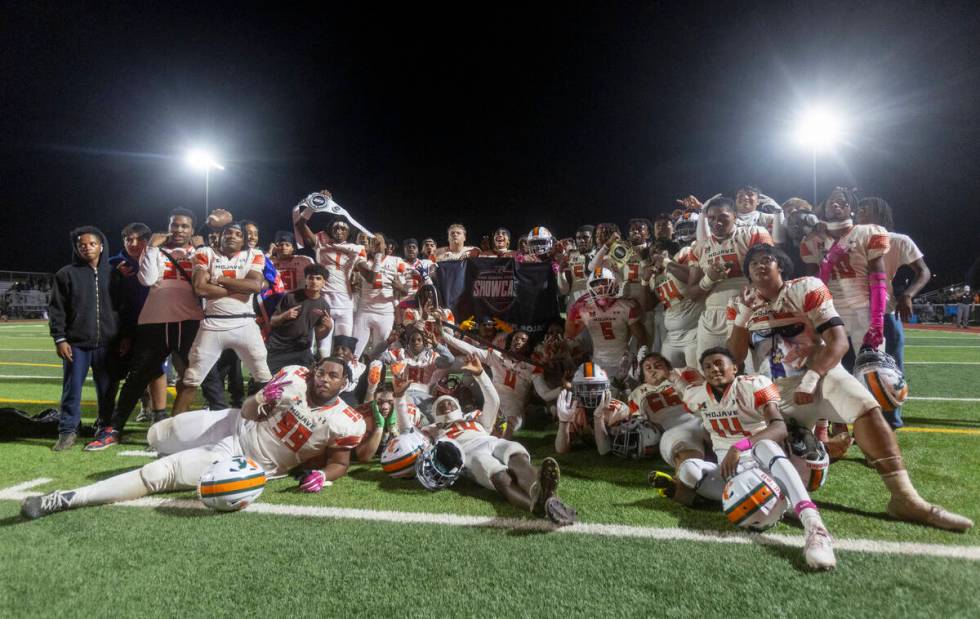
[584, 362, 593, 378]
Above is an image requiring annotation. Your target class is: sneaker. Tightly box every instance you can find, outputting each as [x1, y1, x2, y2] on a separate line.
[543, 496, 577, 527]
[52, 433, 77, 452]
[530, 457, 561, 517]
[887, 496, 974, 532]
[803, 524, 836, 570]
[152, 410, 170, 425]
[647, 470, 697, 506]
[135, 407, 152, 423]
[20, 490, 75, 520]
[84, 428, 120, 451]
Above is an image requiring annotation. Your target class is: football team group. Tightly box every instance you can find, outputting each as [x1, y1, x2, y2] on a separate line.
[20, 184, 973, 572]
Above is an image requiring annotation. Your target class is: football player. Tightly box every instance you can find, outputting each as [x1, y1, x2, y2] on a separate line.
[401, 238, 434, 296]
[648, 239, 701, 369]
[352, 232, 410, 358]
[392, 354, 577, 525]
[171, 223, 272, 414]
[554, 362, 633, 455]
[734, 185, 783, 240]
[370, 325, 456, 419]
[671, 347, 836, 570]
[482, 227, 514, 257]
[558, 225, 596, 310]
[685, 196, 774, 358]
[21, 358, 368, 520]
[435, 223, 480, 261]
[269, 231, 314, 294]
[565, 267, 647, 384]
[725, 243, 972, 531]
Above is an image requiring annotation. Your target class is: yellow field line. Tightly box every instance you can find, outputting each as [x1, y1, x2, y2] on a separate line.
[0, 361, 61, 368]
[0, 398, 92, 405]
[899, 427, 980, 436]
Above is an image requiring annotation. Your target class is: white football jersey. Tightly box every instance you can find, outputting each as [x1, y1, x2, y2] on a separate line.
[627, 381, 691, 429]
[568, 296, 642, 371]
[565, 249, 593, 301]
[272, 254, 314, 293]
[425, 411, 491, 448]
[727, 277, 840, 379]
[315, 233, 367, 299]
[401, 306, 456, 335]
[650, 269, 701, 332]
[358, 255, 408, 313]
[679, 374, 780, 450]
[621, 250, 650, 303]
[241, 365, 366, 475]
[381, 344, 445, 391]
[485, 351, 543, 417]
[799, 224, 890, 310]
[194, 247, 265, 330]
[404, 258, 435, 295]
[690, 226, 774, 308]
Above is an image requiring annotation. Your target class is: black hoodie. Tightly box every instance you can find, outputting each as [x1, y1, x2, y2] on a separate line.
[48, 226, 119, 348]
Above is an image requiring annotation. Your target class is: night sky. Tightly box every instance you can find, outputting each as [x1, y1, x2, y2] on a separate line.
[3, 2, 979, 285]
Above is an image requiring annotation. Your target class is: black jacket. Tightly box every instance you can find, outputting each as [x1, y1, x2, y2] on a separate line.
[48, 226, 119, 348]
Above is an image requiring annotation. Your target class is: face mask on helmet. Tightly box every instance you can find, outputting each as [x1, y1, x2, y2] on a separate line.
[722, 468, 787, 532]
[610, 417, 662, 459]
[853, 349, 909, 413]
[432, 395, 464, 425]
[526, 227, 554, 256]
[416, 439, 464, 491]
[587, 267, 620, 301]
[785, 420, 830, 492]
[572, 362, 609, 408]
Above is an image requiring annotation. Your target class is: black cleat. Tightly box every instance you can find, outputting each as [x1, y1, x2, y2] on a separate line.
[544, 496, 577, 527]
[20, 491, 75, 520]
[531, 457, 561, 517]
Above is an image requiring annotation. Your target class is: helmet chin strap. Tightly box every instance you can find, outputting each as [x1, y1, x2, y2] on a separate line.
[825, 218, 852, 231]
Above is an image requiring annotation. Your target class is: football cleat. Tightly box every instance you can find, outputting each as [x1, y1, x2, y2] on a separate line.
[886, 497, 974, 532]
[803, 524, 837, 570]
[84, 428, 120, 452]
[21, 491, 75, 520]
[531, 457, 561, 517]
[543, 496, 577, 527]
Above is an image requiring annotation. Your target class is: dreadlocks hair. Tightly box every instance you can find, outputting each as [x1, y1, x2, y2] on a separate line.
[857, 197, 895, 232]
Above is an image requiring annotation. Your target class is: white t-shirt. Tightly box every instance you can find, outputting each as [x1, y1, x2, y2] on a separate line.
[883, 233, 924, 313]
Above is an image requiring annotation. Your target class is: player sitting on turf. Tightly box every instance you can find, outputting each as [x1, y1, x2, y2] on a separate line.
[672, 347, 836, 570]
[554, 362, 636, 456]
[21, 358, 371, 520]
[392, 353, 577, 526]
[726, 243, 973, 532]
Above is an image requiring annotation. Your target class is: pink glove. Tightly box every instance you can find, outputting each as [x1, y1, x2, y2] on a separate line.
[260, 377, 285, 405]
[298, 470, 327, 493]
[818, 241, 849, 283]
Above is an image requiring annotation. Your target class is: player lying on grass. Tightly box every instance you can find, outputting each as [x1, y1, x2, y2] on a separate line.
[21, 358, 372, 520]
[669, 347, 836, 570]
[390, 353, 578, 526]
[727, 243, 972, 532]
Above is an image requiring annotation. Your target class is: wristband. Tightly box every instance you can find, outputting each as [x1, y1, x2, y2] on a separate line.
[797, 369, 821, 394]
[698, 275, 715, 291]
[734, 438, 752, 452]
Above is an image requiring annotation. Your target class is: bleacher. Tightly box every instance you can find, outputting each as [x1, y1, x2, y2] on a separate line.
[0, 270, 53, 319]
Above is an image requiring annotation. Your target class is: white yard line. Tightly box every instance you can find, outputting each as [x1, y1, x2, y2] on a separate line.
[907, 396, 980, 402]
[903, 345, 980, 348]
[118, 450, 157, 457]
[3, 478, 978, 561]
[905, 362, 980, 365]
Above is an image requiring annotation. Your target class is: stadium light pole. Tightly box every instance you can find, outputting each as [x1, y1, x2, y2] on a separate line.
[794, 108, 843, 206]
[185, 149, 225, 223]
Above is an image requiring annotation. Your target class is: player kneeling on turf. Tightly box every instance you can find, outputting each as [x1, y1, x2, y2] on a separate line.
[21, 358, 369, 520]
[672, 347, 836, 570]
[392, 353, 577, 526]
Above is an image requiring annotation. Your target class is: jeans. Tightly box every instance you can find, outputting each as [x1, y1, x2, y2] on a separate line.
[59, 344, 119, 435]
[883, 313, 905, 429]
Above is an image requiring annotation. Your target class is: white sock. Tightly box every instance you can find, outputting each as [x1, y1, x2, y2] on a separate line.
[68, 469, 149, 507]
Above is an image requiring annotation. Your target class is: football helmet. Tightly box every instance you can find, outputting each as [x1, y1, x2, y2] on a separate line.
[416, 439, 464, 491]
[722, 467, 787, 531]
[572, 361, 610, 408]
[198, 455, 266, 512]
[673, 211, 700, 244]
[853, 349, 909, 413]
[380, 429, 430, 479]
[432, 394, 465, 425]
[587, 266, 621, 301]
[526, 226, 555, 256]
[786, 421, 830, 492]
[609, 417, 663, 459]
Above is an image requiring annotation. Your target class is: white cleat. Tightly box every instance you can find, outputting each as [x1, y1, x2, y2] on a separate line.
[804, 525, 837, 570]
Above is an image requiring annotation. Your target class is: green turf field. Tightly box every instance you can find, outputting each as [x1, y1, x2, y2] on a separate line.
[1, 321, 978, 617]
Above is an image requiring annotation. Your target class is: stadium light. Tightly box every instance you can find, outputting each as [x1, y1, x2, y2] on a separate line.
[185, 149, 224, 224]
[794, 107, 845, 206]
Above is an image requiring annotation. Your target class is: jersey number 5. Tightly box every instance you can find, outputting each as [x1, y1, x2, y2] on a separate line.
[599, 320, 616, 340]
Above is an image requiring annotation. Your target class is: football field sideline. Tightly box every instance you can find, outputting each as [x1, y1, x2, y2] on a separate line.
[4, 478, 978, 562]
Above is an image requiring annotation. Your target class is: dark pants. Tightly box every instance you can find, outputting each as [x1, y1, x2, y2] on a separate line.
[58, 344, 118, 435]
[883, 313, 905, 429]
[111, 320, 199, 432]
[267, 348, 314, 376]
[201, 349, 244, 409]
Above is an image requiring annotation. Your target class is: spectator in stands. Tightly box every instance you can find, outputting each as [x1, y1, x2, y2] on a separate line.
[48, 226, 120, 451]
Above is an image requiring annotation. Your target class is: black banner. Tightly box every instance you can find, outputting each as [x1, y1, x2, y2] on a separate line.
[432, 258, 561, 334]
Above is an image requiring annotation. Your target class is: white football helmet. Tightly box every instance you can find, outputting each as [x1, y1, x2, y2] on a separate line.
[587, 266, 621, 301]
[198, 455, 266, 512]
[853, 349, 909, 413]
[526, 226, 555, 256]
[432, 394, 465, 425]
[380, 429, 430, 479]
[572, 361, 610, 408]
[609, 417, 663, 459]
[786, 422, 830, 492]
[416, 439, 464, 491]
[722, 468, 787, 531]
[673, 211, 700, 244]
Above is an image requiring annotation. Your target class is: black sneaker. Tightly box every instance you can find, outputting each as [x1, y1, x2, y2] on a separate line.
[21, 491, 75, 520]
[531, 457, 561, 517]
[52, 433, 77, 452]
[544, 496, 577, 527]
